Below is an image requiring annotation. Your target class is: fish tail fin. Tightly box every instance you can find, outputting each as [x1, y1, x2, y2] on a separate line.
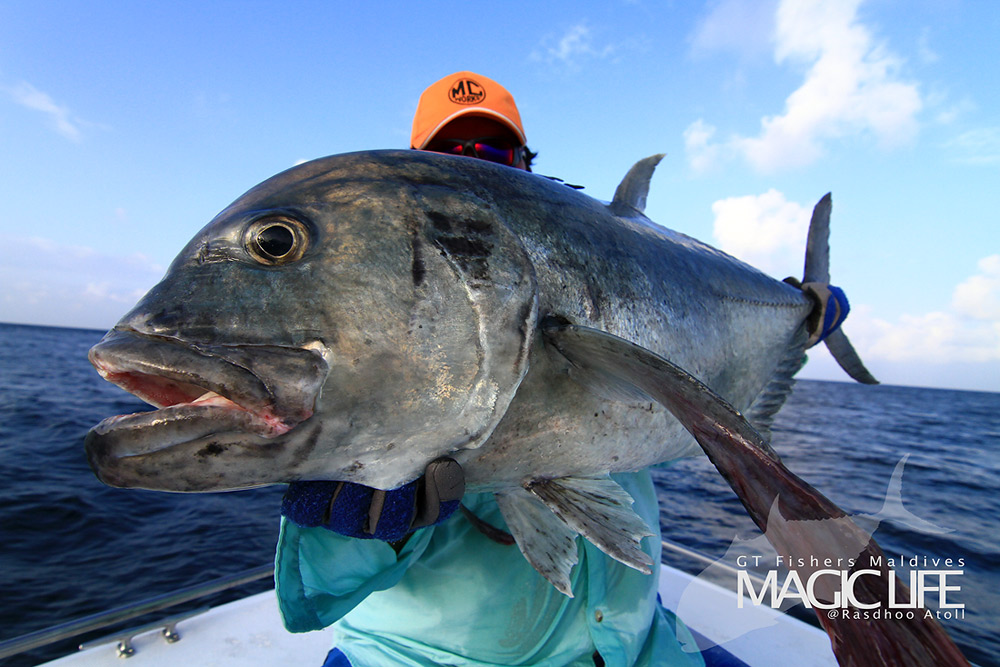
[792, 193, 879, 385]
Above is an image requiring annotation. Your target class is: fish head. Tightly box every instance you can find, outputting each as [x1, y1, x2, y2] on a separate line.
[86, 150, 538, 492]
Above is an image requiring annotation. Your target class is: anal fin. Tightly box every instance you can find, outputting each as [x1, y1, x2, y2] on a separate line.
[745, 327, 807, 441]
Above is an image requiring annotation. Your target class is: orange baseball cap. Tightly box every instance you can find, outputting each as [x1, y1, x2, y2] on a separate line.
[410, 71, 526, 149]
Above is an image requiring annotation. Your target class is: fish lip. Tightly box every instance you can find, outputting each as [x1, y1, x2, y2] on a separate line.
[86, 328, 330, 461]
[86, 404, 277, 460]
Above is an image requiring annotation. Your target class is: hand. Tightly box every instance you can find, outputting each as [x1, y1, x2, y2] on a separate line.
[801, 282, 850, 347]
[785, 278, 851, 348]
[281, 457, 465, 542]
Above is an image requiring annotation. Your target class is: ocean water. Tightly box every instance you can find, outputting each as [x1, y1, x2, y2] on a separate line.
[0, 322, 997, 666]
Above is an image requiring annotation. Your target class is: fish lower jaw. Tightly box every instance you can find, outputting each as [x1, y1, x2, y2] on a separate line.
[89, 400, 299, 464]
[93, 367, 298, 440]
[187, 391, 294, 437]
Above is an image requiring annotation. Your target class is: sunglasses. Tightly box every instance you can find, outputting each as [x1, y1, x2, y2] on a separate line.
[427, 137, 524, 167]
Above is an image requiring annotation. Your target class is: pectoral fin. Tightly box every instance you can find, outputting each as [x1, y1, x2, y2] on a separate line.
[542, 320, 969, 666]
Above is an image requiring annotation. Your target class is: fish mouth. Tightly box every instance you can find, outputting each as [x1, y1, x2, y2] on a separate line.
[85, 328, 331, 488]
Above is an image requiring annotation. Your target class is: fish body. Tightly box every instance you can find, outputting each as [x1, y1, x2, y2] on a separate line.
[87, 150, 809, 493]
[454, 173, 813, 489]
[87, 150, 973, 663]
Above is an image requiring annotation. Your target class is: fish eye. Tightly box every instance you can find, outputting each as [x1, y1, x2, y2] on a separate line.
[245, 216, 310, 265]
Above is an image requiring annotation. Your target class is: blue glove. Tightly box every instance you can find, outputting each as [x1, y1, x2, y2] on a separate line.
[796, 281, 851, 347]
[281, 457, 465, 542]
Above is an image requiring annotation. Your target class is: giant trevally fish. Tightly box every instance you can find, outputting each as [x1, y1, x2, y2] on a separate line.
[85, 150, 968, 665]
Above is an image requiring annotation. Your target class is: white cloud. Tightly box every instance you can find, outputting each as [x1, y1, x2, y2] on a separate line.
[683, 120, 723, 173]
[708, 195, 1000, 386]
[917, 27, 940, 65]
[952, 255, 1000, 320]
[932, 95, 975, 126]
[4, 81, 84, 142]
[710, 189, 810, 277]
[842, 258, 1000, 366]
[531, 22, 634, 69]
[0, 236, 163, 330]
[687, 0, 922, 172]
[944, 127, 1000, 165]
[861, 310, 938, 363]
[690, 0, 777, 60]
[858, 311, 1000, 365]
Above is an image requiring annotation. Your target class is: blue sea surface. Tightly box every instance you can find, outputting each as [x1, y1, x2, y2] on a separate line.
[0, 323, 997, 666]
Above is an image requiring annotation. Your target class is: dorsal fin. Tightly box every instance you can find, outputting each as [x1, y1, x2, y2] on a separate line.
[608, 154, 665, 217]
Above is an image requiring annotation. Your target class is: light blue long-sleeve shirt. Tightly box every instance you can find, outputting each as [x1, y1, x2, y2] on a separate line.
[275, 471, 704, 666]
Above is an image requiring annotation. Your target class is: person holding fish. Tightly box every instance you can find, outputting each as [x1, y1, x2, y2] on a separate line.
[274, 72, 705, 667]
[410, 70, 536, 172]
[83, 57, 970, 663]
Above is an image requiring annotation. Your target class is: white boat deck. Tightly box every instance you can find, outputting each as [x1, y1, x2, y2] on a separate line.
[656, 567, 835, 666]
[39, 565, 835, 666]
[43, 590, 334, 667]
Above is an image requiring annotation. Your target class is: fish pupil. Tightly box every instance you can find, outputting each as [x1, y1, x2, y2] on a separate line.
[256, 225, 295, 258]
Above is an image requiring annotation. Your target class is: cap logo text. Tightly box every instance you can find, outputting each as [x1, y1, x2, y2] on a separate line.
[449, 79, 485, 105]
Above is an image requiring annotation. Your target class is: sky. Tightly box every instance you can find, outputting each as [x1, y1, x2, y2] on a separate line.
[0, 0, 997, 392]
